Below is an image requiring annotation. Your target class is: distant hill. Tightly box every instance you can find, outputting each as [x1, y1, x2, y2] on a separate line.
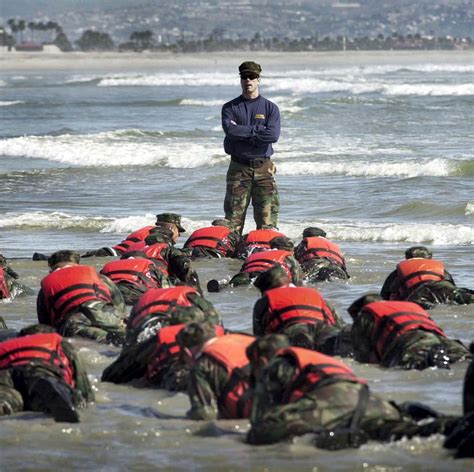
[1, 0, 472, 42]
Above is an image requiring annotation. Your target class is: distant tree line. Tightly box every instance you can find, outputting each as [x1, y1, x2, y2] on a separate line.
[1, 22, 472, 52]
[3, 18, 72, 51]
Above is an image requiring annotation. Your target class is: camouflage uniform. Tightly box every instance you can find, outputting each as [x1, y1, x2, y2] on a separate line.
[0, 254, 31, 298]
[101, 331, 189, 391]
[248, 354, 457, 445]
[380, 247, 474, 309]
[224, 160, 279, 235]
[0, 336, 94, 418]
[350, 311, 469, 369]
[37, 275, 127, 345]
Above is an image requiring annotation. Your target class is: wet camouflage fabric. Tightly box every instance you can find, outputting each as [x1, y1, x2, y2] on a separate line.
[0, 339, 94, 417]
[186, 354, 253, 421]
[224, 160, 279, 235]
[0, 254, 31, 298]
[37, 275, 127, 345]
[102, 334, 189, 391]
[350, 312, 470, 369]
[247, 355, 456, 445]
[299, 258, 349, 282]
[381, 269, 474, 309]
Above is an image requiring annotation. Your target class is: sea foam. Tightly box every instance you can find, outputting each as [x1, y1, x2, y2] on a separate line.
[2, 211, 472, 245]
[277, 158, 454, 177]
[0, 130, 223, 168]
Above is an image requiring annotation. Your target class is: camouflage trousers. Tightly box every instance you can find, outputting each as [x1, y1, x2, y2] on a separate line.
[248, 382, 456, 445]
[406, 280, 474, 309]
[59, 304, 126, 345]
[0, 365, 77, 417]
[224, 159, 279, 235]
[382, 331, 470, 370]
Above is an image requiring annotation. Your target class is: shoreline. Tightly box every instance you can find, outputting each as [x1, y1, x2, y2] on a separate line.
[0, 49, 472, 71]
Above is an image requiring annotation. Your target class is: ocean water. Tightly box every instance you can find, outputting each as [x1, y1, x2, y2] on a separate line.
[0, 51, 473, 470]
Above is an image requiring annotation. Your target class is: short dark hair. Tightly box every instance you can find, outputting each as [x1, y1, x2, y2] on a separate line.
[48, 250, 80, 268]
[246, 334, 289, 363]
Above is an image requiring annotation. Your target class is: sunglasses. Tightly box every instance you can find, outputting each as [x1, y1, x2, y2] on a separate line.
[240, 75, 259, 81]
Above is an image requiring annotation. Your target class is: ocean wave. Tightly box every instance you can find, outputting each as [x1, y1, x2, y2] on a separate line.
[0, 100, 24, 107]
[2, 211, 472, 245]
[0, 130, 223, 168]
[466, 203, 474, 216]
[277, 221, 474, 246]
[277, 158, 454, 177]
[378, 201, 471, 218]
[97, 72, 230, 87]
[179, 98, 225, 107]
[268, 78, 474, 96]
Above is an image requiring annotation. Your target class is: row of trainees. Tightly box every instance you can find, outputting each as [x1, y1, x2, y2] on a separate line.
[6, 212, 474, 312]
[3, 240, 473, 369]
[0, 315, 473, 457]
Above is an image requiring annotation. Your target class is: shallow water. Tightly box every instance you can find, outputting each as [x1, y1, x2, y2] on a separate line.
[0, 51, 473, 470]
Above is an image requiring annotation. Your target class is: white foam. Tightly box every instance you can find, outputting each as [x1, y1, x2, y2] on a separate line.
[267, 78, 474, 96]
[2, 211, 471, 245]
[0, 130, 223, 168]
[98, 72, 230, 87]
[0, 211, 108, 230]
[466, 202, 474, 216]
[0, 100, 24, 106]
[277, 158, 453, 177]
[179, 98, 224, 106]
[277, 221, 474, 246]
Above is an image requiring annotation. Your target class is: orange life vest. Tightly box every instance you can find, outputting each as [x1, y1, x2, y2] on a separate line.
[184, 226, 234, 256]
[264, 286, 337, 334]
[146, 323, 225, 382]
[41, 265, 113, 326]
[129, 286, 198, 330]
[243, 229, 286, 251]
[112, 225, 156, 253]
[0, 333, 75, 387]
[200, 334, 255, 419]
[396, 258, 445, 294]
[362, 301, 446, 359]
[121, 241, 170, 276]
[0, 267, 10, 299]
[100, 258, 161, 289]
[277, 347, 365, 403]
[298, 237, 345, 267]
[242, 250, 293, 278]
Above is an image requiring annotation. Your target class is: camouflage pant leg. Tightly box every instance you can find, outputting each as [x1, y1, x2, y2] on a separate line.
[252, 160, 279, 230]
[249, 383, 376, 444]
[60, 309, 125, 344]
[383, 332, 468, 370]
[0, 369, 24, 415]
[407, 281, 470, 308]
[224, 161, 253, 234]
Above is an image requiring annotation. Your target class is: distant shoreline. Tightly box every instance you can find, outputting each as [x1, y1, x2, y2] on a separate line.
[1, 49, 472, 71]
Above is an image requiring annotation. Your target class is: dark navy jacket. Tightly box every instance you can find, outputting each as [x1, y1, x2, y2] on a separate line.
[221, 95, 280, 161]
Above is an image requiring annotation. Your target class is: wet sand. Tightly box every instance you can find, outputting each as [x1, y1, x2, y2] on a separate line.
[1, 49, 472, 71]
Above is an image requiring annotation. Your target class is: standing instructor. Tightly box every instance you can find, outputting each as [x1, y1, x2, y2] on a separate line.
[222, 61, 281, 235]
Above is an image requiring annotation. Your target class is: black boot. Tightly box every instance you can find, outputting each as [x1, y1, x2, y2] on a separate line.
[29, 377, 80, 423]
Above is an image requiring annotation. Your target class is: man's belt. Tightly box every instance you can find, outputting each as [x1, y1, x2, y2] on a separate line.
[231, 155, 269, 168]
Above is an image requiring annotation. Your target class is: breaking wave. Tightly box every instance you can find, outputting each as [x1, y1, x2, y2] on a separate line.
[277, 158, 456, 177]
[1, 211, 472, 245]
[0, 130, 224, 168]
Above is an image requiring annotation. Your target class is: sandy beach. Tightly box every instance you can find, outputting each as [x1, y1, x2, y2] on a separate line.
[1, 48, 472, 71]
